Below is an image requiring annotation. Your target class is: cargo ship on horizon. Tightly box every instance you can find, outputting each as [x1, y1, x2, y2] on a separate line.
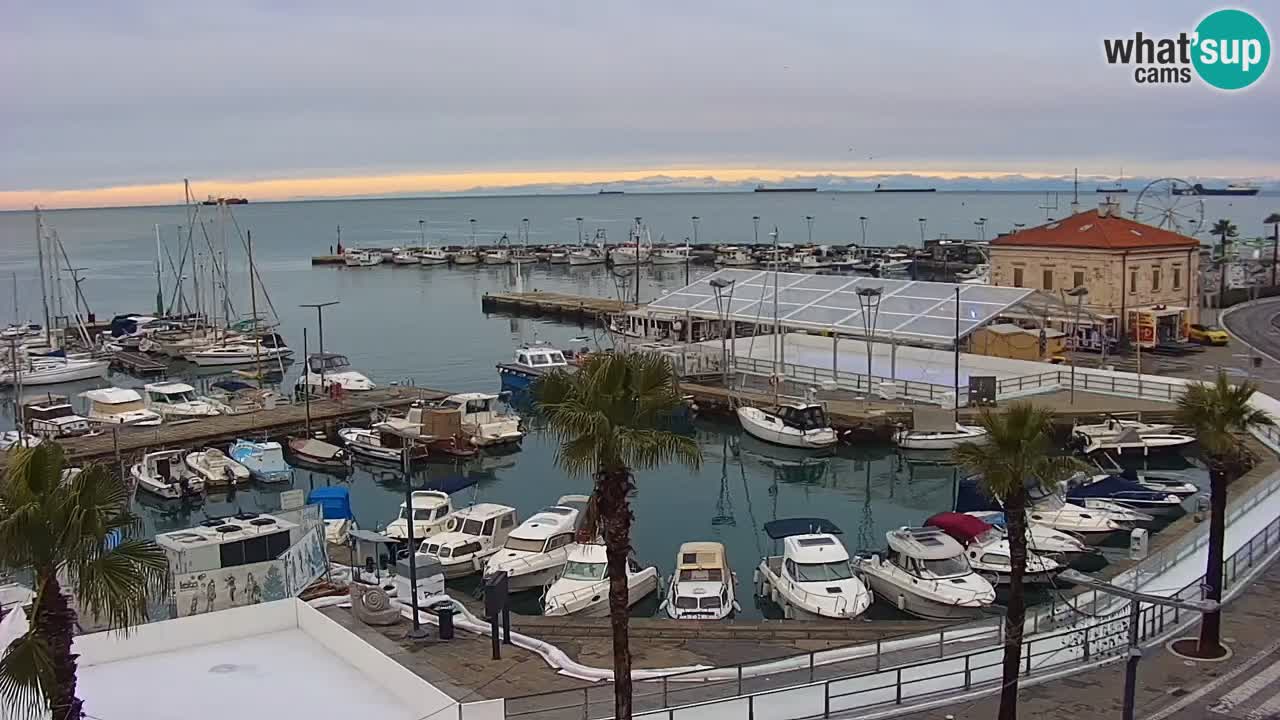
[753, 184, 817, 192]
[1173, 183, 1261, 197]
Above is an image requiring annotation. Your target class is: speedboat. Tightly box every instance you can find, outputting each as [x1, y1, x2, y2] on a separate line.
[542, 543, 660, 617]
[1072, 416, 1173, 441]
[295, 353, 375, 393]
[343, 250, 383, 267]
[1075, 427, 1195, 455]
[0, 356, 109, 386]
[736, 403, 837, 450]
[964, 511, 1089, 562]
[418, 247, 450, 266]
[1026, 492, 1136, 545]
[854, 526, 996, 620]
[184, 448, 250, 487]
[753, 518, 872, 620]
[81, 388, 163, 427]
[285, 437, 350, 473]
[925, 512, 1063, 586]
[665, 542, 740, 620]
[385, 490, 453, 542]
[483, 495, 590, 592]
[131, 449, 205, 500]
[417, 503, 518, 579]
[308, 487, 356, 545]
[496, 343, 571, 394]
[228, 439, 292, 483]
[143, 381, 221, 419]
[337, 426, 428, 465]
[185, 343, 292, 367]
[894, 424, 988, 450]
[428, 393, 524, 448]
[1067, 473, 1184, 516]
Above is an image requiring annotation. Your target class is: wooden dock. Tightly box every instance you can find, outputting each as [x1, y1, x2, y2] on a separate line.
[30, 386, 450, 466]
[481, 291, 635, 323]
[110, 351, 169, 377]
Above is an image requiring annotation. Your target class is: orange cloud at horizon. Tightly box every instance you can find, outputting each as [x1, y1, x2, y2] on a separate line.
[0, 165, 1083, 211]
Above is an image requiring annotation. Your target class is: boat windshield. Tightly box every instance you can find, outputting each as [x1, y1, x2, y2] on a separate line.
[310, 355, 351, 372]
[562, 560, 606, 581]
[504, 536, 548, 553]
[402, 507, 445, 521]
[793, 560, 854, 582]
[917, 556, 971, 579]
[101, 400, 145, 414]
[780, 406, 828, 431]
[678, 568, 723, 582]
[460, 519, 484, 536]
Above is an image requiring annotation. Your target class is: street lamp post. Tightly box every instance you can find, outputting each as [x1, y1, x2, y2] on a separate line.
[401, 448, 428, 640]
[856, 288, 883, 394]
[300, 301, 339, 393]
[1065, 286, 1089, 404]
[710, 278, 736, 386]
[418, 219, 425, 247]
[752, 216, 760, 246]
[805, 215, 814, 246]
[917, 218, 927, 244]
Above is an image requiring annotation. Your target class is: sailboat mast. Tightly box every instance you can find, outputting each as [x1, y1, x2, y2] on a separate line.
[771, 226, 781, 405]
[154, 224, 165, 315]
[248, 229, 261, 380]
[221, 203, 231, 330]
[34, 208, 51, 345]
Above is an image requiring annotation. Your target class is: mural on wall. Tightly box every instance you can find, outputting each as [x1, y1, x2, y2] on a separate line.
[173, 526, 329, 617]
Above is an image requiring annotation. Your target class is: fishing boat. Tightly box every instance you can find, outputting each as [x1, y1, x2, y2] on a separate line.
[418, 247, 450, 266]
[185, 343, 292, 367]
[424, 393, 524, 448]
[308, 487, 356, 545]
[713, 247, 755, 267]
[131, 449, 205, 499]
[0, 356, 109, 386]
[343, 250, 384, 267]
[547, 247, 571, 264]
[285, 437, 350, 473]
[964, 511, 1090, 561]
[452, 248, 481, 266]
[143, 381, 221, 419]
[569, 230, 609, 266]
[375, 404, 482, 460]
[924, 512, 1063, 585]
[228, 439, 292, 483]
[483, 495, 590, 592]
[736, 403, 837, 450]
[23, 395, 92, 439]
[384, 490, 453, 542]
[894, 423, 988, 450]
[651, 243, 692, 265]
[295, 353, 375, 393]
[542, 543, 660, 617]
[496, 343, 571, 393]
[81, 388, 163, 427]
[753, 518, 872, 620]
[1067, 473, 1184, 516]
[610, 222, 653, 265]
[337, 426, 428, 465]
[183, 448, 251, 487]
[391, 249, 420, 265]
[483, 234, 513, 265]
[664, 542, 740, 620]
[417, 503, 518, 579]
[853, 526, 996, 620]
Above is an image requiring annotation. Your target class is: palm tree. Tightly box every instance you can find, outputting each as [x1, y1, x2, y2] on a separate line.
[1175, 370, 1272, 657]
[1266, 212, 1280, 286]
[534, 352, 701, 720]
[1212, 219, 1239, 307]
[0, 444, 169, 720]
[952, 403, 1081, 720]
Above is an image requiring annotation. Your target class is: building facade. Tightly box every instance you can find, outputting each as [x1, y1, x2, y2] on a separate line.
[990, 202, 1200, 345]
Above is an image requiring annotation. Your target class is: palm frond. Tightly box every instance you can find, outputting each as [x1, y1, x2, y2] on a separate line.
[615, 427, 702, 472]
[67, 539, 169, 633]
[0, 631, 56, 720]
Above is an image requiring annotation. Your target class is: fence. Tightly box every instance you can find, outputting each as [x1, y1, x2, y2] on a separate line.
[502, 464, 1280, 720]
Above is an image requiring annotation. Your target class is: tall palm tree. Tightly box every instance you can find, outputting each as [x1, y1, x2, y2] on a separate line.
[534, 352, 701, 720]
[1266, 212, 1280, 286]
[952, 403, 1081, 720]
[0, 444, 169, 720]
[1175, 370, 1272, 657]
[1212, 219, 1239, 308]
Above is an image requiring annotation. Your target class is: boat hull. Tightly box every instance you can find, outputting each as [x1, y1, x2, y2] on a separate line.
[862, 575, 986, 620]
[1, 360, 109, 386]
[736, 407, 836, 450]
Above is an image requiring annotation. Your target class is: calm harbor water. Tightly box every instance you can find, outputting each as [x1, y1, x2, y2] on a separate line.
[0, 190, 1220, 618]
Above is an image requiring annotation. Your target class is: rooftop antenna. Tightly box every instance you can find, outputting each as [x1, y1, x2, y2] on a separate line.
[1038, 191, 1059, 221]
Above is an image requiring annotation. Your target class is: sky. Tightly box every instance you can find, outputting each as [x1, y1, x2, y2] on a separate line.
[2, 1, 1278, 208]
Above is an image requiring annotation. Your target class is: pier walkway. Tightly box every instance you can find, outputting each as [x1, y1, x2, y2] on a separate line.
[481, 291, 633, 322]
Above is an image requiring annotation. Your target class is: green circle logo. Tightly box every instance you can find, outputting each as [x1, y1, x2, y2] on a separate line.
[1193, 9, 1270, 90]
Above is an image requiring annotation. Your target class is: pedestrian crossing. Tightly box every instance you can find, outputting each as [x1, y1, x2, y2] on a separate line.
[1209, 657, 1280, 719]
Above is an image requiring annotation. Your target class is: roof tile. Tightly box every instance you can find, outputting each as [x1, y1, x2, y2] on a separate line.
[992, 209, 1199, 250]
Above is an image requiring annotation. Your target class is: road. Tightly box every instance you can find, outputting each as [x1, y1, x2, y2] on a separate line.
[1223, 299, 1280, 366]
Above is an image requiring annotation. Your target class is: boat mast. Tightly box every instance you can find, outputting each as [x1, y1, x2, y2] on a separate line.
[221, 202, 231, 333]
[154, 224, 165, 316]
[10, 272, 18, 328]
[34, 207, 51, 345]
[302, 327, 311, 433]
[248, 229, 261, 382]
[771, 226, 781, 406]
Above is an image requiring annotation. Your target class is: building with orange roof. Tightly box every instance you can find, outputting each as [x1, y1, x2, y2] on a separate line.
[990, 199, 1201, 347]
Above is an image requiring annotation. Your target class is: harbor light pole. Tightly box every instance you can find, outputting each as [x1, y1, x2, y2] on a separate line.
[752, 215, 760, 245]
[805, 215, 814, 245]
[690, 216, 701, 286]
[856, 287, 883, 393]
[576, 217, 584, 246]
[1066, 286, 1089, 404]
[418, 219, 425, 246]
[300, 301, 339, 393]
[975, 217, 988, 243]
[402, 447, 428, 640]
[1267, 212, 1280, 287]
[859, 216, 868, 246]
[710, 278, 736, 386]
[917, 218, 927, 245]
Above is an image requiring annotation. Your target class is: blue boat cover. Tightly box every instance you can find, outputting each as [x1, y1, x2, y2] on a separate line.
[953, 477, 1002, 512]
[763, 517, 843, 539]
[1068, 474, 1164, 501]
[212, 379, 254, 392]
[308, 487, 353, 520]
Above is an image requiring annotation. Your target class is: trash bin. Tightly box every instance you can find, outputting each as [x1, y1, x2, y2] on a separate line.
[429, 600, 455, 640]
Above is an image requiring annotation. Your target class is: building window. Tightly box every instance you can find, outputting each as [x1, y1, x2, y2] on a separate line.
[1152, 268, 1161, 291]
[1042, 269, 1054, 291]
[1129, 269, 1138, 294]
[1013, 267, 1024, 288]
[1172, 266, 1182, 290]
[1073, 270, 1085, 289]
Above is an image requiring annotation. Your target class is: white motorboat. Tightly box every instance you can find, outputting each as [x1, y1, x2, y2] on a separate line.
[143, 381, 221, 419]
[384, 490, 454, 542]
[429, 392, 524, 447]
[417, 503, 518, 579]
[925, 512, 1063, 585]
[1073, 417, 1174, 442]
[1026, 492, 1134, 545]
[955, 263, 990, 282]
[338, 426, 429, 464]
[753, 518, 872, 620]
[964, 511, 1089, 561]
[184, 448, 250, 487]
[797, 253, 832, 271]
[23, 396, 92, 439]
[894, 424, 988, 450]
[295, 353, 375, 393]
[610, 245, 651, 265]
[0, 431, 42, 450]
[228, 439, 292, 483]
[664, 542, 740, 620]
[714, 247, 755, 267]
[651, 244, 692, 265]
[131, 449, 205, 499]
[736, 403, 837, 450]
[568, 247, 607, 266]
[452, 249, 481, 266]
[343, 250, 384, 267]
[1066, 473, 1184, 516]
[185, 343, 292, 367]
[542, 543, 660, 617]
[391, 250, 420, 265]
[547, 248, 571, 264]
[1076, 427, 1195, 455]
[0, 356, 109, 386]
[81, 388, 163, 427]
[418, 247, 450, 266]
[484, 495, 590, 592]
[854, 526, 996, 620]
[483, 248, 512, 265]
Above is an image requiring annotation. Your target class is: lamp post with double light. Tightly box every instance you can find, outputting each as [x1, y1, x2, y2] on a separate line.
[710, 278, 736, 386]
[1065, 286, 1089, 403]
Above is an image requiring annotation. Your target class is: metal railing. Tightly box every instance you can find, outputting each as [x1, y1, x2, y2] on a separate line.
[731, 356, 956, 405]
[501, 465, 1280, 720]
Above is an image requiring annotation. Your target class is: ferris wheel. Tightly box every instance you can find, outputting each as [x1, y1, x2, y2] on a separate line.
[1132, 178, 1206, 237]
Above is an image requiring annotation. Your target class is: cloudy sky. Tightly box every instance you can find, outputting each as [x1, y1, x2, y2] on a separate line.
[2, 1, 1276, 207]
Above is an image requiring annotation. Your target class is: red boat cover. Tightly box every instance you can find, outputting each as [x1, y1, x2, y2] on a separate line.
[924, 512, 993, 543]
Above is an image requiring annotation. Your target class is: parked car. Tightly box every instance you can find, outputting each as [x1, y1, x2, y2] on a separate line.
[1188, 323, 1229, 346]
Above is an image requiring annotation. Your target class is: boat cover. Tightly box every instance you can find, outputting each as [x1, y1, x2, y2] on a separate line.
[1068, 474, 1167, 501]
[953, 478, 1002, 512]
[212, 379, 255, 393]
[308, 487, 353, 520]
[924, 512, 992, 543]
[763, 517, 843, 539]
[293, 438, 344, 460]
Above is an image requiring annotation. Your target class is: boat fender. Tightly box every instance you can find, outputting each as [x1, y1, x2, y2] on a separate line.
[897, 593, 906, 612]
[781, 600, 792, 620]
[447, 517, 460, 532]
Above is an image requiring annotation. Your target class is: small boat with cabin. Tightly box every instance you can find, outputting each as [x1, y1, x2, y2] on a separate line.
[0, 356, 109, 386]
[183, 448, 250, 487]
[228, 439, 292, 483]
[337, 426, 429, 465]
[713, 246, 755, 267]
[385, 490, 453, 543]
[964, 511, 1089, 562]
[955, 477, 1136, 546]
[853, 526, 996, 620]
[418, 247, 450, 266]
[425, 392, 524, 448]
[496, 343, 570, 393]
[1075, 426, 1195, 455]
[925, 512, 1063, 585]
[143, 381, 221, 419]
[22, 394, 92, 439]
[81, 388, 163, 427]
[343, 250, 384, 267]
[1067, 473, 1184, 516]
[308, 486, 356, 545]
[375, 405, 480, 460]
[417, 503, 518, 579]
[296, 353, 375, 393]
[131, 449, 205, 500]
[753, 518, 872, 620]
[185, 342, 292, 367]
[736, 403, 837, 450]
[484, 495, 590, 591]
[285, 437, 350, 474]
[542, 543, 660, 617]
[664, 541, 740, 620]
